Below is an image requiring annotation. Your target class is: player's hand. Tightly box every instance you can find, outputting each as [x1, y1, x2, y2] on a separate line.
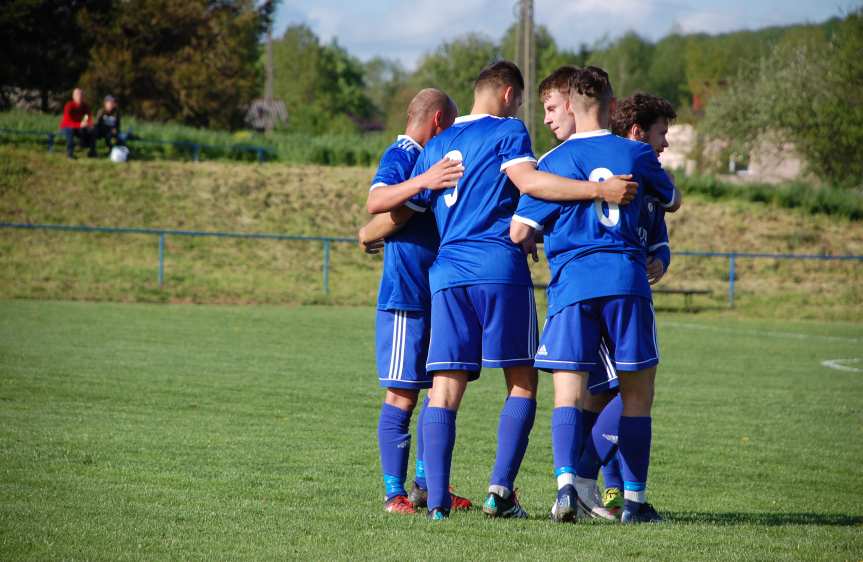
[598, 175, 637, 205]
[363, 238, 385, 254]
[647, 256, 666, 285]
[521, 233, 539, 263]
[423, 157, 464, 190]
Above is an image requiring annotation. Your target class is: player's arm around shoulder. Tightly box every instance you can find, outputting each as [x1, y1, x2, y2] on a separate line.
[366, 156, 463, 214]
[636, 144, 682, 212]
[505, 160, 637, 205]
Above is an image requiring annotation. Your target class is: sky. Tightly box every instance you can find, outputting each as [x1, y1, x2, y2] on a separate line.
[275, 0, 856, 69]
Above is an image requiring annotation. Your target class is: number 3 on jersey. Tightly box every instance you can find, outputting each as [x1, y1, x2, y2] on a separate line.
[590, 167, 619, 227]
[444, 150, 463, 208]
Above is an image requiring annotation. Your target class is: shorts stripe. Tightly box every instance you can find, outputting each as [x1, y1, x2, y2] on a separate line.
[396, 312, 407, 379]
[388, 311, 407, 380]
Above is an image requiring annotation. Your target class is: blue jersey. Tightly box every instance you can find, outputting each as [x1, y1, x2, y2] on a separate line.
[513, 130, 676, 315]
[408, 115, 536, 294]
[371, 135, 439, 312]
[640, 196, 671, 271]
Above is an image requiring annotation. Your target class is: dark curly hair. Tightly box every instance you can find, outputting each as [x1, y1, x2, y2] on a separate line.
[611, 92, 677, 137]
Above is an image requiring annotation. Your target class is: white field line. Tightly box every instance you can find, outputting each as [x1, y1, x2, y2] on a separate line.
[821, 358, 863, 373]
[662, 321, 863, 344]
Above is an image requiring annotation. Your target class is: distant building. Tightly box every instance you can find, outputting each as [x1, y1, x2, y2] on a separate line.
[245, 98, 287, 132]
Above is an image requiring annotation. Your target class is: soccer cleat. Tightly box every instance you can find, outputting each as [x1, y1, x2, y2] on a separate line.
[384, 495, 417, 514]
[602, 487, 624, 514]
[550, 484, 578, 523]
[408, 482, 473, 511]
[408, 482, 428, 508]
[483, 490, 529, 519]
[428, 507, 450, 520]
[575, 481, 619, 521]
[621, 502, 663, 524]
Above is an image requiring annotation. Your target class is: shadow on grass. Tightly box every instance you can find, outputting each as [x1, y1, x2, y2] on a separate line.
[665, 511, 863, 526]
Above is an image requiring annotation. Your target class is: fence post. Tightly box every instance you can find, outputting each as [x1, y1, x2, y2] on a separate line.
[728, 253, 736, 308]
[158, 233, 165, 288]
[47, 132, 55, 153]
[322, 239, 331, 295]
[193, 144, 201, 162]
[256, 148, 265, 163]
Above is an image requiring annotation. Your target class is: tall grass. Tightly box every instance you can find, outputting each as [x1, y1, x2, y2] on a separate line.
[677, 174, 863, 221]
[0, 109, 391, 166]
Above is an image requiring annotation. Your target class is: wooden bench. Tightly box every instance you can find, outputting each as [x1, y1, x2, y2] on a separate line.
[532, 284, 710, 311]
[652, 288, 711, 310]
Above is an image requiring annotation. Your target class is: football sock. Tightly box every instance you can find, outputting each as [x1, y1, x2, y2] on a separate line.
[489, 397, 536, 491]
[551, 406, 580, 489]
[602, 452, 624, 490]
[576, 409, 601, 479]
[378, 403, 412, 500]
[619, 415, 652, 504]
[592, 394, 623, 465]
[422, 407, 457, 511]
[414, 396, 430, 490]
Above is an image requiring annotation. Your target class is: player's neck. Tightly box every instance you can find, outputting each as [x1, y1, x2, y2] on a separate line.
[470, 96, 506, 118]
[573, 112, 608, 134]
[402, 125, 428, 147]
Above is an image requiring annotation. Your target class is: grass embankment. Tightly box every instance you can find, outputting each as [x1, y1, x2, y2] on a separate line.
[1, 301, 861, 560]
[1, 145, 861, 320]
[0, 109, 391, 166]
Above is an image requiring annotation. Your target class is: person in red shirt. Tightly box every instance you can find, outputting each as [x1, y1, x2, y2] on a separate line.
[59, 88, 96, 159]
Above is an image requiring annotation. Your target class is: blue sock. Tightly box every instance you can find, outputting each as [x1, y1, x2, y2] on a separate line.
[551, 407, 580, 486]
[378, 403, 412, 500]
[422, 407, 456, 510]
[489, 397, 537, 491]
[414, 396, 430, 490]
[602, 452, 623, 490]
[591, 395, 623, 465]
[619, 415, 652, 503]
[576, 409, 600, 479]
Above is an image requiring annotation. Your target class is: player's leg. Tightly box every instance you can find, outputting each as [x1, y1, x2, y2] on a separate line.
[421, 287, 482, 519]
[591, 394, 625, 510]
[475, 284, 538, 519]
[603, 296, 663, 523]
[374, 309, 432, 514]
[408, 393, 430, 506]
[424, 371, 469, 519]
[378, 388, 419, 513]
[534, 299, 616, 521]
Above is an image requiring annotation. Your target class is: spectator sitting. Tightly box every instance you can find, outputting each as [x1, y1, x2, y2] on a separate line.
[94, 95, 123, 154]
[59, 88, 96, 159]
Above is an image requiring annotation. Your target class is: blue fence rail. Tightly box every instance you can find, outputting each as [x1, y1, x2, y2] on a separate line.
[1, 222, 862, 305]
[0, 128, 275, 162]
[0, 222, 354, 294]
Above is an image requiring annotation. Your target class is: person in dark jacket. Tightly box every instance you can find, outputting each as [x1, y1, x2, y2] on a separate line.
[94, 95, 123, 153]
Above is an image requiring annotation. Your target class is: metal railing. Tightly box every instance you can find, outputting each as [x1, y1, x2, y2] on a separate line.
[1, 222, 862, 305]
[0, 222, 354, 294]
[0, 128, 274, 162]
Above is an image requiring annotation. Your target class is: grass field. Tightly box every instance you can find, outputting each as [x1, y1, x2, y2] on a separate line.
[1, 300, 861, 561]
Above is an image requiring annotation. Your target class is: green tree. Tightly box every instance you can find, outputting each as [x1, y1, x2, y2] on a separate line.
[702, 10, 863, 186]
[0, 0, 113, 111]
[587, 32, 654, 99]
[80, 0, 270, 129]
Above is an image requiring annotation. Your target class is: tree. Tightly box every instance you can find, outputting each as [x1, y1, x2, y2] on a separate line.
[702, 10, 863, 186]
[79, 0, 271, 129]
[587, 32, 654, 100]
[0, 0, 112, 110]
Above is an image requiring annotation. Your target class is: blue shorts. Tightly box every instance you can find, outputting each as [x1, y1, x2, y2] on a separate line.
[426, 284, 538, 375]
[376, 309, 432, 389]
[587, 339, 620, 395]
[534, 295, 659, 373]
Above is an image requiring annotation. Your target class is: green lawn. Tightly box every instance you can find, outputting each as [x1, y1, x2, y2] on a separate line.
[1, 301, 861, 560]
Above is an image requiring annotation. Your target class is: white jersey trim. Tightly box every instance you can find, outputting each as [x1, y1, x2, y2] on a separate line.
[396, 134, 423, 152]
[454, 113, 499, 124]
[648, 241, 670, 252]
[567, 129, 612, 140]
[369, 181, 388, 192]
[660, 188, 678, 209]
[404, 200, 426, 213]
[512, 214, 543, 232]
[501, 155, 537, 171]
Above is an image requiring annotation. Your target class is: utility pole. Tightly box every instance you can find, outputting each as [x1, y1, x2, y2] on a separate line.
[515, 0, 535, 140]
[265, 24, 274, 134]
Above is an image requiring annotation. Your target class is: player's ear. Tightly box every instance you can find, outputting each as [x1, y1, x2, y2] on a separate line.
[432, 109, 444, 132]
[628, 124, 642, 140]
[503, 85, 513, 106]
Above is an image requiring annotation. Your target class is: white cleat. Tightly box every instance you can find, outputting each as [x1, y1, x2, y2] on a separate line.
[575, 479, 619, 521]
